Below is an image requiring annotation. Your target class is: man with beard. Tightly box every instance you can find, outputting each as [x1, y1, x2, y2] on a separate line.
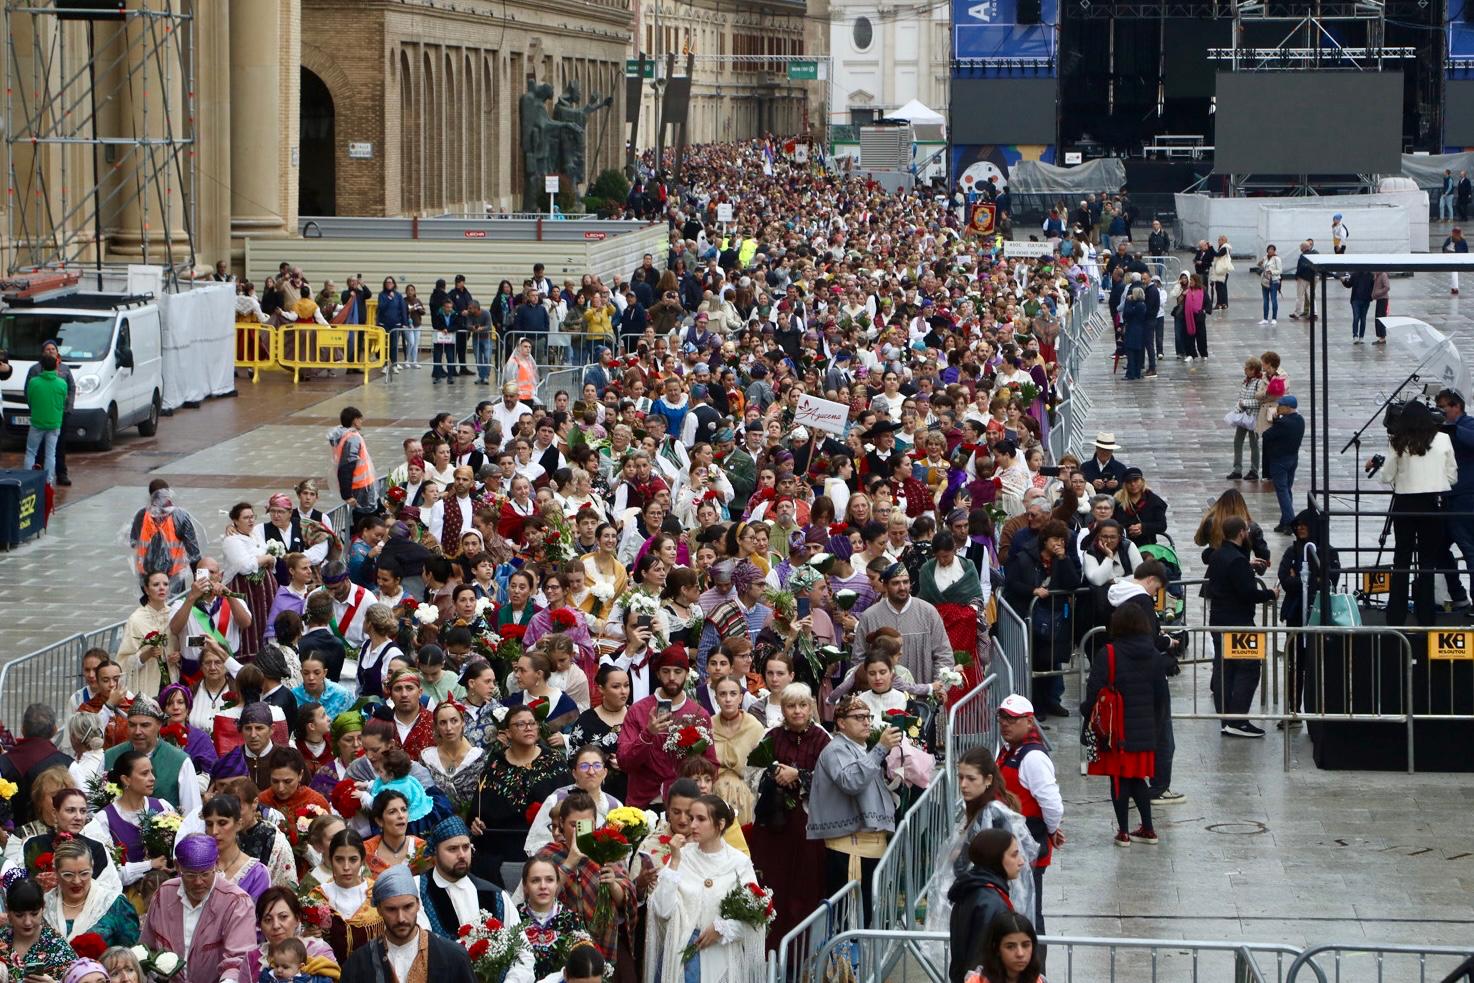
[342, 863, 478, 983]
[616, 644, 719, 808]
[851, 562, 954, 684]
[416, 816, 525, 950]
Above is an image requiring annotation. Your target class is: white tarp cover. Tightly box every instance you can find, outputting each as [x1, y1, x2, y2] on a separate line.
[885, 99, 946, 125]
[1399, 152, 1474, 190]
[1007, 157, 1126, 195]
[1256, 204, 1410, 263]
[159, 283, 235, 410]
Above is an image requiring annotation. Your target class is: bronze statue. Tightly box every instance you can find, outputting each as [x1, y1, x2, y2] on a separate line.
[552, 81, 614, 189]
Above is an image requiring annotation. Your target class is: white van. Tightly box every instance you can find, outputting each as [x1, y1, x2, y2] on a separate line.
[0, 292, 163, 450]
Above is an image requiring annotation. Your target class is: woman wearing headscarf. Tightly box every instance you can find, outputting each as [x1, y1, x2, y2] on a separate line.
[309, 709, 364, 799]
[917, 530, 988, 689]
[159, 682, 219, 778]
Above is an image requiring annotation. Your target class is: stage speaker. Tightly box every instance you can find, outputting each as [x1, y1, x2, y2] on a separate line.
[1466, 0, 1474, 23]
[56, 0, 125, 20]
[1018, 0, 1042, 24]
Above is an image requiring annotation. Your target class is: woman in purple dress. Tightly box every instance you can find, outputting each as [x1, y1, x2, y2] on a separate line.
[201, 792, 271, 900]
[159, 683, 218, 777]
[744, 681, 831, 949]
[101, 749, 177, 889]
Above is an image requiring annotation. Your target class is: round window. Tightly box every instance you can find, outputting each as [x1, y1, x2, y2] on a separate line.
[852, 16, 873, 51]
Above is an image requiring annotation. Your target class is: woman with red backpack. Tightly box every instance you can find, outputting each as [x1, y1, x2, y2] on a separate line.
[1084, 602, 1169, 847]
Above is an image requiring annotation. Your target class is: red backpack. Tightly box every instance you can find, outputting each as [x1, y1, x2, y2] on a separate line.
[1085, 644, 1126, 761]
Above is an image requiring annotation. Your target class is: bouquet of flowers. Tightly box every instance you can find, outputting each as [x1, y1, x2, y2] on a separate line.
[605, 805, 656, 866]
[330, 778, 362, 820]
[159, 722, 188, 748]
[130, 944, 185, 980]
[589, 581, 616, 606]
[295, 885, 334, 934]
[85, 773, 121, 812]
[264, 539, 288, 559]
[473, 595, 497, 621]
[662, 719, 712, 759]
[576, 820, 633, 938]
[0, 775, 16, 829]
[881, 708, 921, 740]
[140, 630, 167, 649]
[1016, 381, 1042, 404]
[746, 735, 779, 771]
[282, 801, 329, 858]
[457, 911, 529, 983]
[71, 932, 107, 960]
[548, 608, 579, 633]
[140, 810, 183, 860]
[953, 648, 974, 669]
[937, 666, 966, 695]
[681, 881, 776, 963]
[542, 506, 576, 563]
[412, 601, 440, 626]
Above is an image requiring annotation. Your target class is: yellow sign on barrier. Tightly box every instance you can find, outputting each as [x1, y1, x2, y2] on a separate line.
[1362, 570, 1390, 595]
[1428, 630, 1474, 660]
[1154, 587, 1168, 612]
[1221, 631, 1267, 660]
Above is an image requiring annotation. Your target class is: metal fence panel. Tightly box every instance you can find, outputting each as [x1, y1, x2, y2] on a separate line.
[1286, 943, 1474, 983]
[944, 673, 1002, 775]
[769, 880, 865, 983]
[994, 597, 1031, 700]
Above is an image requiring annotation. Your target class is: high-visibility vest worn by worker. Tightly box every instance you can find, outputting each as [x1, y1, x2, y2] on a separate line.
[332, 428, 377, 494]
[135, 510, 188, 582]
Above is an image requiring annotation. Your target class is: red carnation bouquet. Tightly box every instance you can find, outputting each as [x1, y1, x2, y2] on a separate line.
[330, 777, 362, 819]
[661, 718, 712, 759]
[549, 608, 578, 632]
[457, 910, 527, 982]
[160, 722, 188, 748]
[681, 881, 776, 962]
[71, 932, 107, 959]
[576, 820, 632, 937]
[500, 623, 528, 642]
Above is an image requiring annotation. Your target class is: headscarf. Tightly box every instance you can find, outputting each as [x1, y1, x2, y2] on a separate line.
[330, 709, 364, 742]
[371, 863, 417, 905]
[64, 961, 109, 983]
[652, 644, 690, 672]
[239, 702, 273, 728]
[731, 559, 763, 595]
[159, 683, 193, 712]
[175, 832, 219, 871]
[267, 492, 292, 511]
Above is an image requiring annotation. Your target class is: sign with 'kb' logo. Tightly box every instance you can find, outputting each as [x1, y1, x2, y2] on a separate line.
[1428, 630, 1474, 660]
[1221, 632, 1266, 660]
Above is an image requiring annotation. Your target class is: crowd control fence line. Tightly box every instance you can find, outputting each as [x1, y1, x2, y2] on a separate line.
[1285, 943, 1474, 983]
[805, 929, 1310, 983]
[994, 596, 1031, 701]
[767, 880, 865, 983]
[233, 323, 390, 382]
[1074, 623, 1417, 773]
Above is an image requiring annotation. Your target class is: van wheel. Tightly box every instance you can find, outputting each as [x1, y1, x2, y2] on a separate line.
[98, 406, 116, 451]
[138, 392, 161, 437]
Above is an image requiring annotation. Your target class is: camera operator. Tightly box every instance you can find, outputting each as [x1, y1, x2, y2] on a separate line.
[1368, 401, 1457, 626]
[1435, 389, 1474, 607]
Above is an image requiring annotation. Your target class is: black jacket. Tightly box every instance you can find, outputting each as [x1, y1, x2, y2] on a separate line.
[1193, 246, 1215, 277]
[947, 866, 1015, 983]
[1080, 453, 1129, 491]
[342, 931, 477, 983]
[298, 627, 349, 685]
[1147, 228, 1171, 255]
[1084, 633, 1166, 751]
[1003, 537, 1084, 616]
[1262, 412, 1305, 467]
[1204, 540, 1276, 625]
[1295, 251, 1317, 282]
[1113, 489, 1169, 546]
[1277, 508, 1341, 625]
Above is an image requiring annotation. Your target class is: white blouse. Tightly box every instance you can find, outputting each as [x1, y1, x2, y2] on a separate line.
[221, 531, 266, 583]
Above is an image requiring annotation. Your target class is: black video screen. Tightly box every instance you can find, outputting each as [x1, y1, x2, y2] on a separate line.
[1212, 72, 1402, 174]
[950, 78, 1058, 146]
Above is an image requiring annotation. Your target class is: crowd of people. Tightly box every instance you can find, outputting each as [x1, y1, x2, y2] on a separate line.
[3, 138, 1383, 983]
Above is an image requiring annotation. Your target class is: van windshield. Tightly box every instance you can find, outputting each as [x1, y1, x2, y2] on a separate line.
[0, 312, 112, 361]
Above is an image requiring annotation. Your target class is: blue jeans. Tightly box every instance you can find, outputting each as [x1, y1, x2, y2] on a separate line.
[1269, 460, 1296, 526]
[432, 342, 456, 382]
[1441, 190, 1456, 220]
[474, 335, 494, 382]
[1262, 284, 1279, 320]
[1350, 299, 1371, 338]
[1443, 492, 1474, 601]
[24, 427, 58, 483]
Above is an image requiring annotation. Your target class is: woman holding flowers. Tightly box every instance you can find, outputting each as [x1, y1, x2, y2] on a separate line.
[502, 651, 580, 741]
[534, 792, 639, 979]
[581, 522, 628, 624]
[115, 569, 177, 697]
[524, 745, 623, 856]
[202, 793, 271, 900]
[649, 794, 766, 983]
[42, 838, 139, 948]
[243, 886, 339, 983]
[101, 750, 177, 885]
[188, 641, 236, 731]
[420, 699, 486, 815]
[221, 501, 279, 657]
[361, 789, 426, 877]
[158, 683, 218, 778]
[518, 856, 593, 980]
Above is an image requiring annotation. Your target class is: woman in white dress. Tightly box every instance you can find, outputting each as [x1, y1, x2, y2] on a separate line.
[221, 501, 277, 657]
[649, 794, 766, 983]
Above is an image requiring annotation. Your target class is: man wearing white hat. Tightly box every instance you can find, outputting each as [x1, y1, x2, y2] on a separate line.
[1080, 432, 1129, 493]
[995, 694, 1064, 935]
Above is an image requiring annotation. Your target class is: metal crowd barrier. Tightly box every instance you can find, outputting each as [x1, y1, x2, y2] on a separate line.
[234, 324, 391, 382]
[502, 328, 616, 371]
[1286, 943, 1474, 983]
[808, 929, 1305, 983]
[993, 597, 1031, 701]
[0, 619, 126, 730]
[767, 880, 865, 983]
[1142, 254, 1184, 282]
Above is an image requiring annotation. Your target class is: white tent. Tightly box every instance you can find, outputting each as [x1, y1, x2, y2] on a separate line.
[885, 99, 945, 126]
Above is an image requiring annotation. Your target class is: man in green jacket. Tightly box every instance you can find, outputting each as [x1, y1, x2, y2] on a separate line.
[24, 353, 67, 484]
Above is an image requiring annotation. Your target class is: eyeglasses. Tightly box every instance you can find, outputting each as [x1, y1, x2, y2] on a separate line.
[509, 720, 539, 729]
[58, 870, 92, 883]
[575, 762, 606, 773]
[844, 712, 874, 722]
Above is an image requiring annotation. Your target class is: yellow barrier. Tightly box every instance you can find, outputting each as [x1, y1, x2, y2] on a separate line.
[234, 321, 279, 383]
[275, 324, 389, 382]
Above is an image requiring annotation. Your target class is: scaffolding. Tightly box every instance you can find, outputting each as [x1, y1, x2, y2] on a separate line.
[5, 0, 197, 283]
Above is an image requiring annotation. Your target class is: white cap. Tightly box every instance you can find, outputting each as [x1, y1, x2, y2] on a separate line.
[998, 694, 1036, 718]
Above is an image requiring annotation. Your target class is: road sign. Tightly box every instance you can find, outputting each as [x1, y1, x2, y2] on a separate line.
[787, 60, 819, 81]
[544, 175, 560, 194]
[1428, 630, 1474, 660]
[625, 59, 654, 79]
[1221, 631, 1266, 660]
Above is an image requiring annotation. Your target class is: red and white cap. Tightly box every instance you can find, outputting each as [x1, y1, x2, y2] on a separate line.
[998, 694, 1036, 718]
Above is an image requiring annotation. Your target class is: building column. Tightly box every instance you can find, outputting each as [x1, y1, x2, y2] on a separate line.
[193, 0, 231, 268]
[228, 0, 299, 240]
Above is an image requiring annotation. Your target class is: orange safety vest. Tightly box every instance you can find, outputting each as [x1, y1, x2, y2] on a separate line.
[136, 511, 187, 578]
[332, 429, 377, 491]
[515, 357, 537, 400]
